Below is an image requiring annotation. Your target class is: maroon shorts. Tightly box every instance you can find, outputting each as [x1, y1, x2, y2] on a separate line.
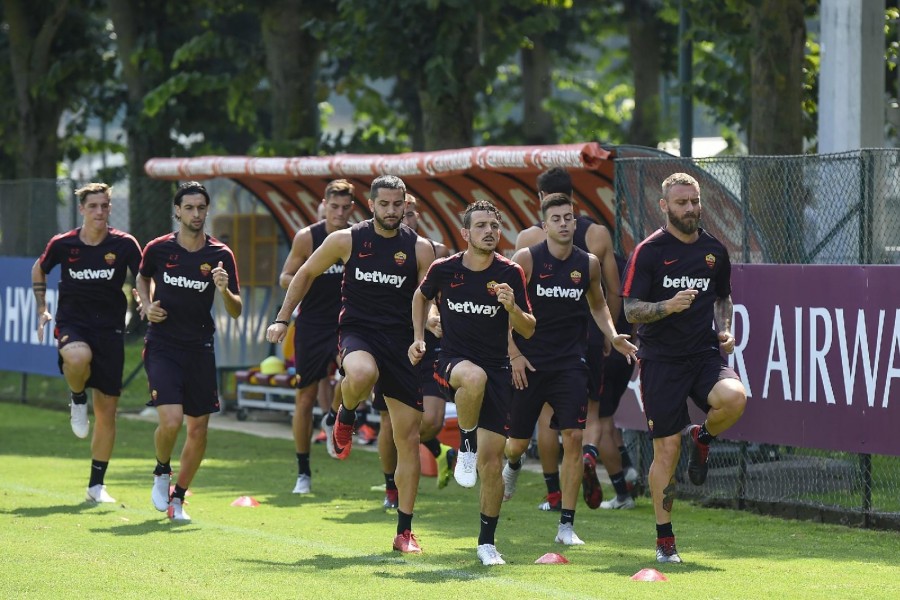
[597, 351, 636, 418]
[435, 354, 511, 436]
[293, 321, 338, 390]
[510, 366, 589, 438]
[339, 327, 421, 411]
[585, 343, 605, 402]
[638, 355, 739, 438]
[143, 340, 220, 417]
[55, 324, 125, 397]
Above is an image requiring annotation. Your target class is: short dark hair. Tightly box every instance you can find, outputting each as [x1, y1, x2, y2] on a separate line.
[174, 181, 210, 206]
[536, 167, 572, 196]
[462, 200, 502, 228]
[368, 175, 406, 199]
[540, 192, 574, 218]
[74, 183, 111, 205]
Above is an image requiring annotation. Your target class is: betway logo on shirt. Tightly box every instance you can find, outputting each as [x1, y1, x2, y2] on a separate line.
[325, 263, 344, 275]
[163, 271, 209, 292]
[68, 268, 114, 281]
[354, 268, 405, 288]
[446, 299, 501, 317]
[536, 284, 583, 301]
[663, 275, 710, 291]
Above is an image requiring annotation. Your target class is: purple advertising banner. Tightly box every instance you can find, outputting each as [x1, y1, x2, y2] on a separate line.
[614, 264, 900, 457]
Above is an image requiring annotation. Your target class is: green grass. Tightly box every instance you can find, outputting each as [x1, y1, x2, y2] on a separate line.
[2, 403, 900, 599]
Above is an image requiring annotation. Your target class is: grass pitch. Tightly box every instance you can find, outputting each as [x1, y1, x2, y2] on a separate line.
[1, 402, 898, 599]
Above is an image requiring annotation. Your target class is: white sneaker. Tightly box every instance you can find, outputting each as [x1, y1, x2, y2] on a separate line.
[167, 497, 190, 522]
[70, 402, 89, 439]
[600, 495, 636, 510]
[323, 422, 337, 459]
[85, 484, 116, 503]
[476, 543, 505, 566]
[555, 522, 585, 546]
[152, 473, 171, 512]
[454, 450, 478, 488]
[293, 474, 311, 494]
[502, 461, 520, 501]
[624, 466, 639, 484]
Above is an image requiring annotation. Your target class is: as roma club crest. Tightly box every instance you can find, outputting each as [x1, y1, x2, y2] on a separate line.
[394, 251, 407, 266]
[486, 281, 499, 296]
[705, 253, 716, 269]
[199, 263, 212, 277]
[104, 252, 116, 265]
[570, 270, 582, 285]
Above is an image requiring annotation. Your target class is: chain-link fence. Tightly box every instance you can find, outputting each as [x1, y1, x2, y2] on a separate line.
[614, 148, 900, 265]
[615, 149, 900, 529]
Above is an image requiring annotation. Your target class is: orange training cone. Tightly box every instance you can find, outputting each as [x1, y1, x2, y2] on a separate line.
[230, 496, 260, 507]
[534, 552, 569, 564]
[631, 568, 668, 582]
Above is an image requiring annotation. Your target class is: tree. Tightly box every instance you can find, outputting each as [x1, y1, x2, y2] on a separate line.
[1, 0, 113, 254]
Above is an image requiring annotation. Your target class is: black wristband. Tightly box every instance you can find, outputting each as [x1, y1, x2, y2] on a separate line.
[271, 319, 289, 326]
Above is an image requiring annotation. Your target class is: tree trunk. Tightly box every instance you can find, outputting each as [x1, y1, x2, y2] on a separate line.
[107, 0, 177, 245]
[260, 0, 322, 151]
[419, 89, 475, 150]
[626, 0, 663, 147]
[3, 0, 70, 254]
[747, 0, 806, 263]
[521, 37, 556, 145]
[749, 0, 805, 154]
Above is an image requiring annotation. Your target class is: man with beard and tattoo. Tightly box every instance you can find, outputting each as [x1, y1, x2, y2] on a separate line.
[621, 172, 746, 563]
[410, 200, 535, 566]
[267, 175, 435, 554]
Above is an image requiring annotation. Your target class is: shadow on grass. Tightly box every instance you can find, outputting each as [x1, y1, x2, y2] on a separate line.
[99, 519, 197, 536]
[237, 552, 493, 583]
[4, 503, 103, 518]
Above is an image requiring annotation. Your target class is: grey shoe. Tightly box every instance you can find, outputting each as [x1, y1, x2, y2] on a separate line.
[555, 522, 585, 546]
[656, 537, 683, 563]
[152, 473, 170, 512]
[600, 495, 636, 510]
[70, 402, 89, 439]
[502, 461, 520, 501]
[292, 474, 311, 494]
[85, 484, 116, 503]
[476, 543, 505, 566]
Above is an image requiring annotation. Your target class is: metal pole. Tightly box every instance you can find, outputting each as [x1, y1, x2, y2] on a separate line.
[679, 1, 693, 158]
[860, 453, 872, 527]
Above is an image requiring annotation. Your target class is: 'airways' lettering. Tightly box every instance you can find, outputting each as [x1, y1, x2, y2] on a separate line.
[163, 271, 209, 292]
[354, 268, 406, 288]
[536, 284, 583, 301]
[446, 299, 501, 317]
[68, 268, 114, 281]
[663, 275, 710, 291]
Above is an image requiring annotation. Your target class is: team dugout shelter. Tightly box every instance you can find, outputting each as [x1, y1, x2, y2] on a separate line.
[144, 142, 757, 370]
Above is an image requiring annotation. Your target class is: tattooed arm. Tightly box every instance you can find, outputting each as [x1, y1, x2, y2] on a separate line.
[715, 294, 736, 354]
[624, 297, 669, 323]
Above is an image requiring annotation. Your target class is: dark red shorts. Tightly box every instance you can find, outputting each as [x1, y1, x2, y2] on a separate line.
[597, 351, 636, 418]
[293, 321, 338, 390]
[638, 355, 739, 438]
[339, 327, 421, 411]
[510, 365, 589, 438]
[435, 354, 511, 436]
[143, 340, 220, 417]
[55, 324, 125, 397]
